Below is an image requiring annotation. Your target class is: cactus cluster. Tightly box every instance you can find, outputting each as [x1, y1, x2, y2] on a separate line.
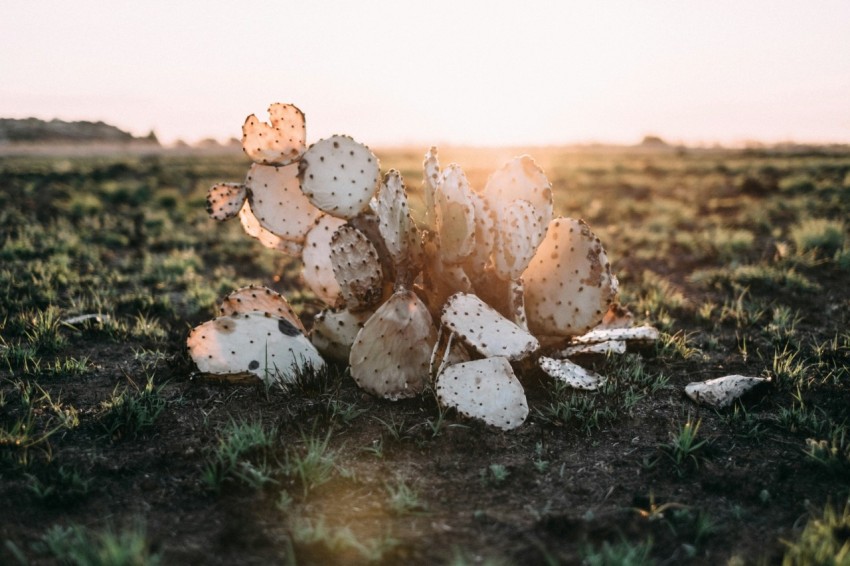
[188, 102, 661, 430]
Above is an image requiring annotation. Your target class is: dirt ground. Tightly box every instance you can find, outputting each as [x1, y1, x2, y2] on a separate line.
[0, 146, 848, 564]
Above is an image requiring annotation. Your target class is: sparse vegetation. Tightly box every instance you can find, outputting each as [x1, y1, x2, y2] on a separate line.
[1, 146, 849, 564]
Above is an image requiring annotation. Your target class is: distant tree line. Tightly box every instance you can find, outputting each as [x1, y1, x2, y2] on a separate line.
[0, 117, 159, 144]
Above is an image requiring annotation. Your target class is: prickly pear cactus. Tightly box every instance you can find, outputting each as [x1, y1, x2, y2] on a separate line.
[189, 101, 659, 430]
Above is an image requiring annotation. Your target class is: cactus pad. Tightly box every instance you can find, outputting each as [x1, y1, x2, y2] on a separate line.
[685, 375, 770, 408]
[482, 155, 553, 243]
[435, 165, 477, 264]
[206, 183, 247, 221]
[302, 214, 347, 306]
[376, 170, 415, 266]
[435, 357, 528, 431]
[422, 146, 441, 230]
[493, 199, 543, 280]
[330, 225, 385, 312]
[539, 356, 607, 390]
[241, 103, 306, 166]
[441, 293, 539, 361]
[349, 290, 437, 400]
[311, 307, 372, 363]
[245, 163, 322, 242]
[187, 312, 325, 384]
[298, 135, 380, 219]
[238, 200, 304, 256]
[218, 285, 305, 334]
[524, 217, 618, 337]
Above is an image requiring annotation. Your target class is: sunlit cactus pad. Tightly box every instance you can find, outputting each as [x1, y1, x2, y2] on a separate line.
[188, 101, 663, 429]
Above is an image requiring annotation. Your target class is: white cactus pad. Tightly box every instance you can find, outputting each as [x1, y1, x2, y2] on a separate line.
[206, 183, 247, 221]
[463, 191, 496, 275]
[187, 312, 325, 384]
[429, 328, 471, 380]
[242, 103, 307, 166]
[299, 135, 380, 219]
[350, 290, 437, 400]
[539, 356, 607, 390]
[245, 163, 323, 243]
[560, 340, 627, 357]
[376, 170, 414, 265]
[524, 217, 618, 337]
[482, 155, 553, 243]
[422, 146, 440, 230]
[572, 325, 659, 345]
[330, 225, 384, 312]
[435, 357, 528, 431]
[302, 214, 347, 306]
[436, 165, 477, 264]
[218, 285, 305, 334]
[493, 199, 543, 280]
[685, 375, 770, 408]
[239, 201, 304, 256]
[441, 293, 539, 361]
[311, 307, 372, 363]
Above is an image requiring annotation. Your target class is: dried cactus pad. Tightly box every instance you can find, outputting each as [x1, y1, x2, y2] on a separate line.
[422, 146, 441, 230]
[242, 103, 306, 166]
[441, 293, 539, 361]
[482, 155, 553, 242]
[218, 285, 305, 334]
[239, 200, 304, 256]
[329, 225, 384, 312]
[572, 325, 659, 345]
[436, 165, 476, 264]
[245, 163, 322, 243]
[539, 357, 607, 390]
[349, 290, 437, 400]
[493, 199, 542, 280]
[206, 183, 247, 221]
[299, 135, 380, 219]
[376, 170, 414, 265]
[524, 217, 618, 337]
[302, 214, 347, 306]
[435, 357, 528, 431]
[685, 375, 770, 408]
[187, 312, 325, 384]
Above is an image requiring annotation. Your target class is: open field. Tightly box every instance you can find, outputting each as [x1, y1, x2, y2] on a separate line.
[1, 145, 849, 564]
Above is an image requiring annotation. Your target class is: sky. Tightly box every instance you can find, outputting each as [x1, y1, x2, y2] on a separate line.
[2, 1, 849, 146]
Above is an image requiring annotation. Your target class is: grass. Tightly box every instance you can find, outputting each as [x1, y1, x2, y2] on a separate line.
[32, 520, 160, 566]
[662, 419, 708, 475]
[202, 418, 278, 491]
[782, 501, 850, 565]
[580, 538, 655, 566]
[99, 375, 167, 440]
[1, 147, 850, 564]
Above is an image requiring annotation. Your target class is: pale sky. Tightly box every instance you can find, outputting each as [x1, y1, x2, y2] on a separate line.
[2, 1, 848, 146]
